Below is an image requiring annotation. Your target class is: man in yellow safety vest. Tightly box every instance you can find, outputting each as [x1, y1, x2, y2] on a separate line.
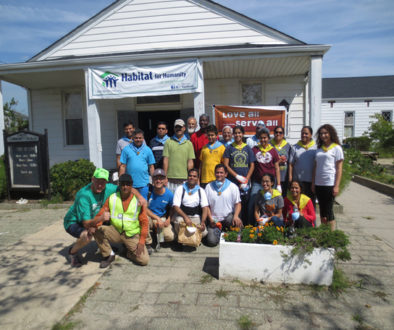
[93, 173, 150, 268]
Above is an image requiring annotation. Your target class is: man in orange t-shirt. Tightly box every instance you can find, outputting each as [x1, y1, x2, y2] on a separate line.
[93, 174, 150, 268]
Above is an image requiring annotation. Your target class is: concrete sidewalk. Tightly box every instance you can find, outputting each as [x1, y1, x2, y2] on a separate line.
[0, 182, 393, 329]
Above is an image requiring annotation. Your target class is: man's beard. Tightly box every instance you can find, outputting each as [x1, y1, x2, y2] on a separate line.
[188, 128, 196, 134]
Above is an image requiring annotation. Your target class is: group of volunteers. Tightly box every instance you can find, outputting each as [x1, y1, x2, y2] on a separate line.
[64, 114, 344, 268]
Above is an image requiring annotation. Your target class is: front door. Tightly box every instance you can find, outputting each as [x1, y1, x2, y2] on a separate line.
[138, 110, 181, 142]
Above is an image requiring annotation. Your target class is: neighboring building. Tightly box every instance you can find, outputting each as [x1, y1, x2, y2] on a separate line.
[0, 0, 329, 167]
[322, 76, 394, 142]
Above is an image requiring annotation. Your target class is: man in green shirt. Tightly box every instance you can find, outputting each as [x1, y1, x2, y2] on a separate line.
[63, 168, 118, 267]
[162, 119, 195, 193]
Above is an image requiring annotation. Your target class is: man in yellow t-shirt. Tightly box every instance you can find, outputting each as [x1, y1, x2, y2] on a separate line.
[199, 125, 226, 188]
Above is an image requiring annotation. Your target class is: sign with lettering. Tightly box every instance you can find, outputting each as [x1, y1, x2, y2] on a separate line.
[88, 60, 202, 99]
[213, 105, 286, 136]
[3, 130, 50, 197]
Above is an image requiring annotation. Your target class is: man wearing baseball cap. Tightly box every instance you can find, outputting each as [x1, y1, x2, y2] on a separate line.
[246, 120, 266, 149]
[63, 168, 117, 267]
[162, 119, 195, 193]
[92, 173, 150, 267]
[63, 168, 145, 267]
[145, 169, 175, 249]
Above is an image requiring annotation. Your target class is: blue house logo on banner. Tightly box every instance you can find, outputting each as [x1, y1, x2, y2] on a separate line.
[101, 72, 119, 88]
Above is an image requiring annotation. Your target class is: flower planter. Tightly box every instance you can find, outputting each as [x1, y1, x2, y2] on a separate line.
[219, 236, 334, 285]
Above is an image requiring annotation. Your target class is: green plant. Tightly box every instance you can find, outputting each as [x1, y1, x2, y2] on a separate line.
[224, 225, 351, 263]
[238, 315, 254, 330]
[344, 136, 371, 151]
[3, 98, 29, 134]
[50, 159, 96, 200]
[330, 267, 351, 296]
[200, 274, 214, 284]
[215, 288, 229, 298]
[40, 193, 64, 207]
[344, 148, 394, 185]
[365, 113, 394, 152]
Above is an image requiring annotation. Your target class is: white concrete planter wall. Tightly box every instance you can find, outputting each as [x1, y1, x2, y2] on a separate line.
[219, 237, 335, 285]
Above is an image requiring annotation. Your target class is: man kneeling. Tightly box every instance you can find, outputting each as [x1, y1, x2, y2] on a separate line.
[93, 174, 150, 268]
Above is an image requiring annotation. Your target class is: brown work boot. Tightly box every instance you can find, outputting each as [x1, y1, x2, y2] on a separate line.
[99, 255, 115, 268]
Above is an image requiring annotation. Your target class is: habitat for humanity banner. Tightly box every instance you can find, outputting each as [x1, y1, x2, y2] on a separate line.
[214, 105, 286, 135]
[88, 60, 202, 99]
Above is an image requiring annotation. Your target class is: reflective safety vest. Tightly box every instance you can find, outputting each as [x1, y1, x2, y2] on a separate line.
[109, 192, 141, 237]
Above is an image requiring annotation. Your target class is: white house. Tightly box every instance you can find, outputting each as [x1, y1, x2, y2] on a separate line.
[322, 76, 394, 142]
[0, 0, 329, 169]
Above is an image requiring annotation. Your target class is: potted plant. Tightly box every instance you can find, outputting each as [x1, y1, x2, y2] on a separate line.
[219, 224, 350, 285]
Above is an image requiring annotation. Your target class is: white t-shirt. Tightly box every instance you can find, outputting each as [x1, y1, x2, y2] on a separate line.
[173, 185, 209, 210]
[205, 181, 241, 221]
[314, 145, 344, 186]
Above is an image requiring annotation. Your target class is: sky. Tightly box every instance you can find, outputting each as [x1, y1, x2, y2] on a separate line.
[1, 0, 394, 115]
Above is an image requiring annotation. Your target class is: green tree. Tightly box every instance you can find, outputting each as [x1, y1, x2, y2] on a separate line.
[3, 97, 29, 134]
[365, 113, 394, 152]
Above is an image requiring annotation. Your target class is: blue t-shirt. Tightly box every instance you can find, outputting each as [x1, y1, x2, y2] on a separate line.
[148, 188, 173, 217]
[223, 143, 256, 183]
[120, 144, 155, 188]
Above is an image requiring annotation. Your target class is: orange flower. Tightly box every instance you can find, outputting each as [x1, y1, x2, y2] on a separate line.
[216, 222, 222, 230]
[235, 227, 240, 232]
[250, 230, 254, 234]
[273, 240, 278, 245]
[264, 223, 269, 227]
[281, 227, 284, 232]
[249, 234, 255, 239]
[258, 232, 262, 237]
[223, 233, 228, 238]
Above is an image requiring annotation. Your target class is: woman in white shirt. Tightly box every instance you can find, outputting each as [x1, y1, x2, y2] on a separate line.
[312, 124, 344, 231]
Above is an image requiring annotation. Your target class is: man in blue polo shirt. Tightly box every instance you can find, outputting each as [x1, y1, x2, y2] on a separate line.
[119, 128, 155, 200]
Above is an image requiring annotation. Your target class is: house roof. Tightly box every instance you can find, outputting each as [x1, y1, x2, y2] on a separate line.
[322, 76, 394, 99]
[29, 0, 308, 62]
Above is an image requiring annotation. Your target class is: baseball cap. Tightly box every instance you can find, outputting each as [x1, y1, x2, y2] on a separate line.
[174, 119, 185, 127]
[119, 173, 133, 184]
[256, 120, 266, 128]
[153, 168, 166, 177]
[93, 168, 109, 181]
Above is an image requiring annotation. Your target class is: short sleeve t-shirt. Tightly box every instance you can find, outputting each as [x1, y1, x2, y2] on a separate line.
[173, 185, 209, 215]
[289, 142, 317, 182]
[116, 138, 131, 155]
[314, 144, 344, 186]
[120, 144, 156, 188]
[199, 144, 226, 183]
[252, 146, 280, 183]
[271, 141, 292, 182]
[64, 183, 118, 230]
[223, 143, 255, 183]
[163, 138, 195, 180]
[148, 188, 173, 217]
[255, 190, 284, 219]
[205, 181, 241, 221]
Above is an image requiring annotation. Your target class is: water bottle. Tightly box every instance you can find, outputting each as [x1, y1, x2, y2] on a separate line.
[292, 206, 300, 221]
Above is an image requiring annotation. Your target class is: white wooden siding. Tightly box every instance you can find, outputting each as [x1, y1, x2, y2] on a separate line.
[30, 89, 89, 166]
[44, 0, 292, 60]
[321, 98, 394, 142]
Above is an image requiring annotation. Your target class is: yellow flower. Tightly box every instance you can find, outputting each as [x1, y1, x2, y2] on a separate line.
[273, 240, 278, 245]
[281, 227, 284, 232]
[250, 230, 254, 234]
[249, 234, 255, 239]
[253, 227, 257, 231]
[276, 226, 280, 231]
[235, 227, 240, 232]
[245, 225, 253, 228]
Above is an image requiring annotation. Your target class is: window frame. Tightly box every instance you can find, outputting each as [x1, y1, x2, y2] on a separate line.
[62, 90, 86, 148]
[344, 111, 355, 138]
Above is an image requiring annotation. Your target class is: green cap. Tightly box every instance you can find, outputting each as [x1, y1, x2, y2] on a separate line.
[93, 168, 109, 181]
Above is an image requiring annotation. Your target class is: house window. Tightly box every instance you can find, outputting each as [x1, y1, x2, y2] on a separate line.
[344, 112, 355, 138]
[242, 83, 262, 105]
[381, 111, 392, 122]
[63, 92, 84, 145]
